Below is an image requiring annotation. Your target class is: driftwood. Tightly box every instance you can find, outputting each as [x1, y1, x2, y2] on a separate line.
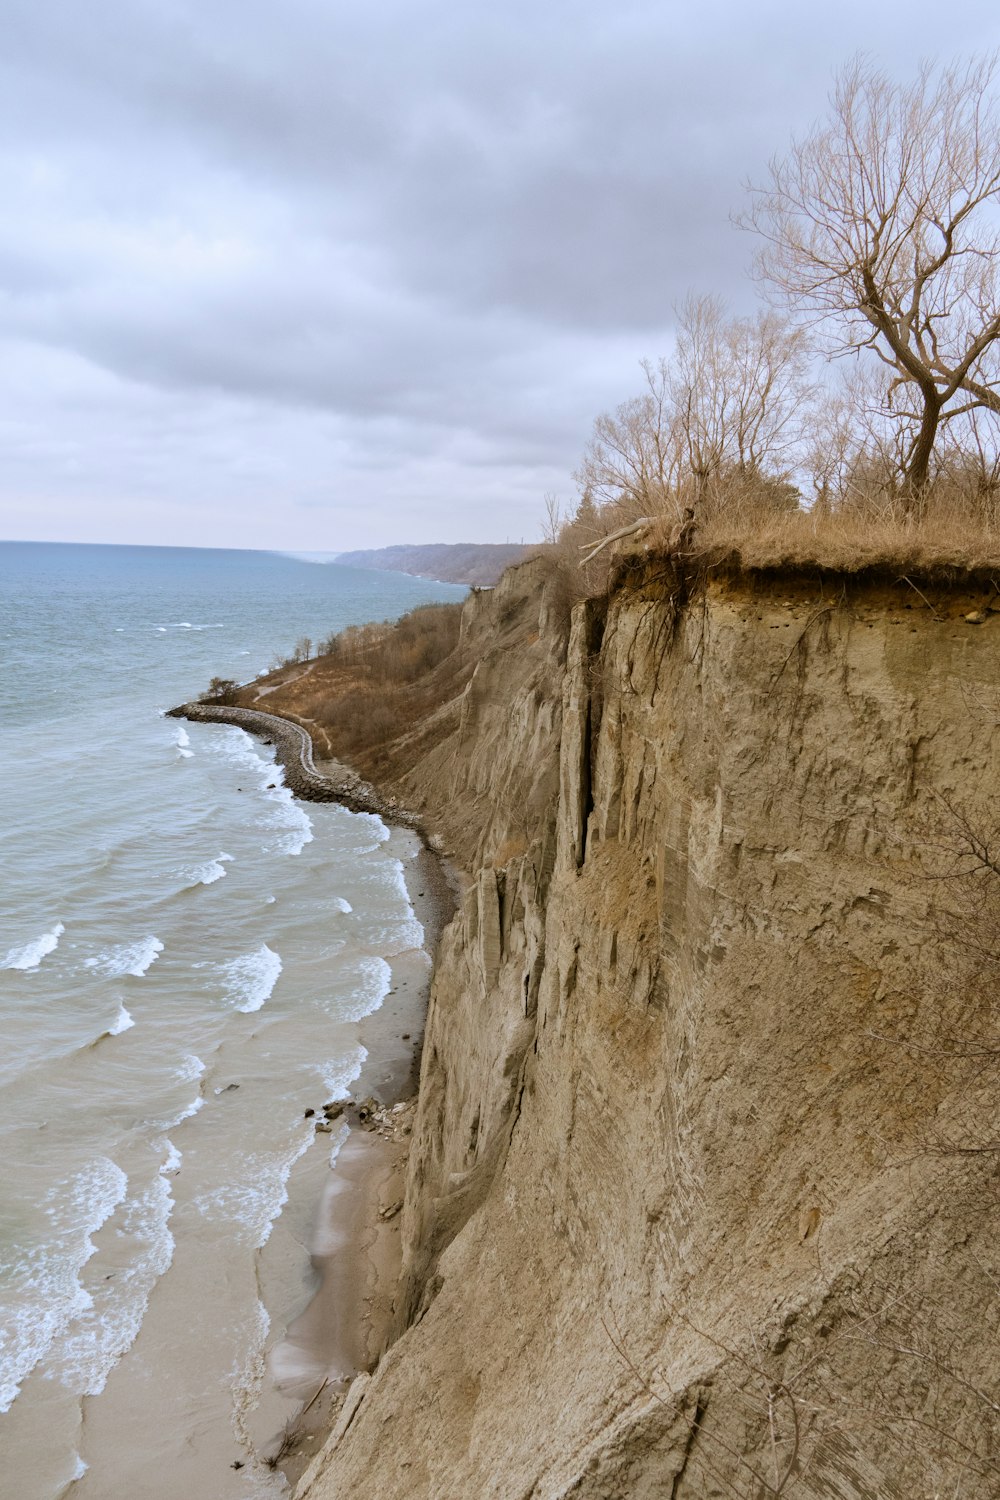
[579, 518, 654, 566]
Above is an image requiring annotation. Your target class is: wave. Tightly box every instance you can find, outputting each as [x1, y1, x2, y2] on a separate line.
[156, 622, 225, 631]
[1, 922, 65, 972]
[331, 896, 353, 914]
[85, 936, 163, 979]
[161, 1140, 182, 1176]
[175, 1053, 205, 1083]
[55, 1163, 176, 1398]
[0, 1157, 127, 1413]
[208, 728, 314, 856]
[267, 782, 314, 857]
[220, 944, 282, 1013]
[174, 726, 194, 760]
[191, 1128, 314, 1249]
[229, 1299, 275, 1467]
[360, 858, 425, 954]
[317, 1043, 367, 1101]
[182, 852, 233, 887]
[155, 1095, 204, 1131]
[211, 725, 269, 775]
[335, 955, 392, 1022]
[108, 1003, 134, 1037]
[351, 812, 391, 852]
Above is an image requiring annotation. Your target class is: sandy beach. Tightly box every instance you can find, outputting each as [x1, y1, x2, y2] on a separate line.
[257, 812, 458, 1490]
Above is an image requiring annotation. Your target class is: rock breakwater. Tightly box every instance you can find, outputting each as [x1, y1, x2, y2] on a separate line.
[166, 703, 426, 833]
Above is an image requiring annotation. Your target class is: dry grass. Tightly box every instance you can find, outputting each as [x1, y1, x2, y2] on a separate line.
[544, 479, 1000, 594]
[681, 498, 1000, 582]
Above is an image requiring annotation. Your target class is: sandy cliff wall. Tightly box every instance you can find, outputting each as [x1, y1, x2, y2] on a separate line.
[299, 558, 1000, 1499]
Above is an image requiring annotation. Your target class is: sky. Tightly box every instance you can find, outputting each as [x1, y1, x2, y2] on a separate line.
[3, 1, 1000, 551]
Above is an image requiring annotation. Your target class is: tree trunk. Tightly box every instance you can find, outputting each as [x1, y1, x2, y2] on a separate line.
[902, 387, 942, 514]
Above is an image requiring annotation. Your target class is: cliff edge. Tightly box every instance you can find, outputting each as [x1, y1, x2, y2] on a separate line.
[295, 553, 1000, 1498]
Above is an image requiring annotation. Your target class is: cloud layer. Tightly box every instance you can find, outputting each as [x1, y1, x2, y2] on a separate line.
[3, 0, 998, 548]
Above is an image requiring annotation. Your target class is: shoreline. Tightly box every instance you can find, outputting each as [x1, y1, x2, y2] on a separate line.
[166, 702, 431, 838]
[168, 699, 456, 1493]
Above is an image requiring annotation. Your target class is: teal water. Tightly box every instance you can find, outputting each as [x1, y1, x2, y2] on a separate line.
[0, 542, 465, 1498]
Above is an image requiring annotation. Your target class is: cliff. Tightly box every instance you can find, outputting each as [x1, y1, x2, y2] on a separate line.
[335, 542, 527, 587]
[296, 553, 1000, 1498]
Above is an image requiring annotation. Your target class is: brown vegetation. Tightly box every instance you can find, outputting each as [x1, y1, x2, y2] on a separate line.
[662, 483, 1000, 580]
[234, 600, 470, 776]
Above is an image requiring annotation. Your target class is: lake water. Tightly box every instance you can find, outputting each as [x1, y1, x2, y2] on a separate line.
[0, 541, 465, 1498]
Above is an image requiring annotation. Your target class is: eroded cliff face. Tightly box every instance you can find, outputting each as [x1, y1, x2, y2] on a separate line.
[299, 559, 1000, 1499]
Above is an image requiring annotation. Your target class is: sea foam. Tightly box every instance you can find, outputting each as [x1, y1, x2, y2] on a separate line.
[192, 1129, 314, 1249]
[210, 728, 314, 856]
[0, 1157, 127, 1413]
[335, 955, 392, 1022]
[108, 1003, 134, 1037]
[183, 852, 234, 887]
[56, 1167, 176, 1398]
[174, 726, 194, 759]
[2, 922, 65, 972]
[221, 944, 282, 1013]
[85, 936, 163, 979]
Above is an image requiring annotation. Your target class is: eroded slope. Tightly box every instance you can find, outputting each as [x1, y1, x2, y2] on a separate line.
[299, 558, 1000, 1499]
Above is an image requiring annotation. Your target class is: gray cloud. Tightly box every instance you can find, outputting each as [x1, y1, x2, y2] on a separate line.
[2, 0, 999, 548]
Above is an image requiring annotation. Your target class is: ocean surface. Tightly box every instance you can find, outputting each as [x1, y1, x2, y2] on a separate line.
[0, 542, 465, 1498]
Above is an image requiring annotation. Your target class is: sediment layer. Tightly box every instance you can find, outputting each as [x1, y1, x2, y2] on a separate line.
[288, 556, 1000, 1499]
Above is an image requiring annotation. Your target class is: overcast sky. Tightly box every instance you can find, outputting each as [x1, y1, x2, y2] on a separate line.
[3, 0, 1000, 551]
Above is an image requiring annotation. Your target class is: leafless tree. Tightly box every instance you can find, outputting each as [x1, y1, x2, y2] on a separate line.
[573, 357, 682, 521]
[574, 301, 810, 526]
[541, 491, 565, 544]
[671, 294, 812, 506]
[744, 54, 1000, 507]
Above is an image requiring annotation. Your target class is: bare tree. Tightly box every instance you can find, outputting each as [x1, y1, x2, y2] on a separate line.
[671, 294, 811, 505]
[804, 381, 863, 513]
[573, 358, 682, 520]
[745, 54, 1000, 507]
[575, 302, 810, 525]
[541, 491, 565, 544]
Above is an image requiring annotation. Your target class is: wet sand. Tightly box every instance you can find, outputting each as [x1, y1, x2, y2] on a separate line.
[260, 820, 457, 1490]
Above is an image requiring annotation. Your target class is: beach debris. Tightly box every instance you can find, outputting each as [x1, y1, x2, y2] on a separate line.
[315, 1120, 334, 1133]
[323, 1100, 347, 1120]
[965, 610, 987, 623]
[231, 1460, 244, 1470]
[379, 1199, 403, 1221]
[343, 1095, 418, 1141]
[304, 1108, 315, 1118]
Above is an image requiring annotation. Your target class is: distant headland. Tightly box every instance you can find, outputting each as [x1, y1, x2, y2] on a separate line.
[334, 542, 526, 586]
